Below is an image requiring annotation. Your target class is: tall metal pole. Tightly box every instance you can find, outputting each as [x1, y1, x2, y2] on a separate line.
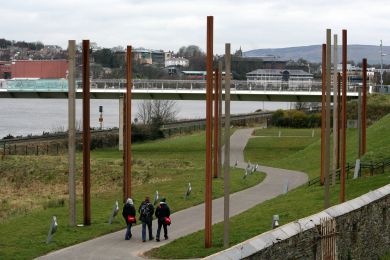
[321, 44, 326, 186]
[223, 43, 231, 248]
[218, 61, 223, 180]
[380, 40, 384, 88]
[214, 68, 219, 178]
[362, 58, 367, 155]
[123, 93, 127, 202]
[124, 45, 132, 200]
[332, 34, 338, 186]
[340, 29, 347, 203]
[337, 73, 341, 170]
[357, 85, 362, 158]
[324, 29, 331, 209]
[68, 40, 76, 227]
[205, 15, 213, 248]
[82, 40, 91, 225]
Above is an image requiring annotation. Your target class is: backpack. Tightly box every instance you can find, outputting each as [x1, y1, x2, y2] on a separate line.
[140, 203, 151, 218]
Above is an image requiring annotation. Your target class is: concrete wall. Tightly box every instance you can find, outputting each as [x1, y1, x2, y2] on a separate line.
[205, 184, 390, 259]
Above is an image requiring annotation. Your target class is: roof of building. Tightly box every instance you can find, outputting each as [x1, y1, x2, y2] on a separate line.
[247, 69, 312, 76]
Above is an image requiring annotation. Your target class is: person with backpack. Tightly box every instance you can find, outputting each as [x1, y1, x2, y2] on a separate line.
[139, 196, 154, 242]
[155, 197, 171, 242]
[122, 198, 136, 240]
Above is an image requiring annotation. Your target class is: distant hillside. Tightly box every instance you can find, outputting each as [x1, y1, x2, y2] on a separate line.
[244, 45, 390, 64]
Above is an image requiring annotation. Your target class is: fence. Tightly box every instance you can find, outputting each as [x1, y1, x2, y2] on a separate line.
[1, 142, 65, 156]
[308, 158, 390, 186]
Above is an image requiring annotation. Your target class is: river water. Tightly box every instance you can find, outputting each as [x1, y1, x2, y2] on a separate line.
[0, 99, 292, 138]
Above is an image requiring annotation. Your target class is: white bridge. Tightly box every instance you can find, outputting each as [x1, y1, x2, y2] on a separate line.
[0, 79, 359, 102]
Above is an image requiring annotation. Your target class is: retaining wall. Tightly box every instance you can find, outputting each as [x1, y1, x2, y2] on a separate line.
[205, 184, 390, 259]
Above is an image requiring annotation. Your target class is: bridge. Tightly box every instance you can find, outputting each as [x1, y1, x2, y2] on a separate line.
[0, 79, 359, 102]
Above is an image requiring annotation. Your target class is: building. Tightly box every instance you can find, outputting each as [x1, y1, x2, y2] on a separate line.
[330, 64, 376, 86]
[0, 60, 68, 79]
[246, 69, 313, 89]
[133, 48, 152, 65]
[181, 70, 228, 80]
[151, 50, 165, 67]
[165, 57, 189, 68]
[133, 48, 169, 67]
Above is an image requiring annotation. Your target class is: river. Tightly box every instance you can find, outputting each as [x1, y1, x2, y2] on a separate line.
[0, 99, 292, 138]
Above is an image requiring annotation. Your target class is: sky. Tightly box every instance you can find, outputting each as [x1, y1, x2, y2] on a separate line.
[1, 0, 390, 54]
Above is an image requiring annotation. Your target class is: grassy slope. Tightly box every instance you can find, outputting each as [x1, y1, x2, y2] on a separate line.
[149, 114, 390, 259]
[0, 131, 265, 260]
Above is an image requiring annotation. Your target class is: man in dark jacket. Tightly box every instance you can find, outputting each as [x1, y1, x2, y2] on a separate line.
[122, 198, 136, 240]
[155, 197, 171, 242]
[139, 196, 154, 242]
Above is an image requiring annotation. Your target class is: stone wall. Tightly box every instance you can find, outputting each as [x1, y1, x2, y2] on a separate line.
[205, 184, 390, 259]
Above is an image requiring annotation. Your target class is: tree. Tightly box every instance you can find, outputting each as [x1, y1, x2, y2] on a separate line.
[177, 45, 204, 58]
[137, 100, 178, 125]
[177, 45, 206, 71]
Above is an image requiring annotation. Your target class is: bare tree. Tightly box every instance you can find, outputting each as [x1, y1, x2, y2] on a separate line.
[137, 100, 178, 125]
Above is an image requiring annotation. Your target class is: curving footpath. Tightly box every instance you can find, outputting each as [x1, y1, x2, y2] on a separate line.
[37, 128, 308, 260]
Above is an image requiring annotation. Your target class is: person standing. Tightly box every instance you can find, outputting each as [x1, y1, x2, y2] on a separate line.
[122, 198, 136, 240]
[155, 197, 171, 242]
[139, 196, 154, 242]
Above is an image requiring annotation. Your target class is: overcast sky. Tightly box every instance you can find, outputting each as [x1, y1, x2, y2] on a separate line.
[1, 0, 389, 54]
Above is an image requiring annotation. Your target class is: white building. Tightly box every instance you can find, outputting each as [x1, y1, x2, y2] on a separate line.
[246, 69, 313, 89]
[165, 57, 189, 68]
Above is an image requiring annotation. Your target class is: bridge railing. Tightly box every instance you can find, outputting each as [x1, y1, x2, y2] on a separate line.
[3, 79, 361, 93]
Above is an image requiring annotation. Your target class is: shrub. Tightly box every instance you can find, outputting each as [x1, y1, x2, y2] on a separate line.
[270, 109, 321, 128]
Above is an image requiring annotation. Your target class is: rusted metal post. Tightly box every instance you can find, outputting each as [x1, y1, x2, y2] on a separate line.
[223, 43, 231, 248]
[324, 29, 331, 209]
[124, 45, 132, 200]
[362, 58, 367, 155]
[213, 68, 219, 178]
[82, 39, 91, 225]
[68, 40, 76, 226]
[332, 34, 338, 186]
[321, 44, 326, 185]
[340, 29, 347, 203]
[205, 15, 213, 248]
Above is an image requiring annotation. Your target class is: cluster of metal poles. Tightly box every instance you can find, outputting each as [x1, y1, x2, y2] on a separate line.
[66, 19, 369, 249]
[320, 29, 368, 207]
[66, 16, 233, 248]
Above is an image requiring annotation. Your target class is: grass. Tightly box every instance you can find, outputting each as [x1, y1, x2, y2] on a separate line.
[149, 114, 390, 259]
[382, 252, 390, 260]
[245, 134, 320, 164]
[253, 127, 321, 137]
[0, 130, 265, 260]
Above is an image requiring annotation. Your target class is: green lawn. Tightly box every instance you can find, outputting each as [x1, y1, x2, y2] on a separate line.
[245, 135, 320, 165]
[0, 131, 265, 260]
[253, 127, 320, 137]
[149, 114, 390, 259]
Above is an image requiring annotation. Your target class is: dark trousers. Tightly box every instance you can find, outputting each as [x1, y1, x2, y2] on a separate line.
[156, 220, 168, 239]
[141, 220, 153, 241]
[125, 223, 132, 240]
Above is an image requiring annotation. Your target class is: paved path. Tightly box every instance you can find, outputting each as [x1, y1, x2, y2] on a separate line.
[37, 128, 308, 260]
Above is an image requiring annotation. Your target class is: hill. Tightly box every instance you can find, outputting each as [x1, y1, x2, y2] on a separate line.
[244, 44, 390, 64]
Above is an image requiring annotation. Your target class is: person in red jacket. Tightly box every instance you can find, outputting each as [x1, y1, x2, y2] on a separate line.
[122, 198, 136, 240]
[155, 197, 171, 242]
